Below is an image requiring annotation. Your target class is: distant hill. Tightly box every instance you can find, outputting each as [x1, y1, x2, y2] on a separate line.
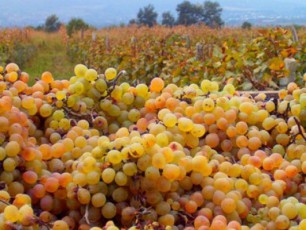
[0, 0, 306, 28]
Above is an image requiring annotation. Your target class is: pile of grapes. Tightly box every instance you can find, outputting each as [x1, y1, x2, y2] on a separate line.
[0, 63, 305, 230]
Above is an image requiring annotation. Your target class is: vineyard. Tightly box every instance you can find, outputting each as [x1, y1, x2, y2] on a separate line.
[0, 25, 305, 230]
[67, 25, 306, 89]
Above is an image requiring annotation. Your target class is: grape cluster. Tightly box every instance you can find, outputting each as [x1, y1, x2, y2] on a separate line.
[0, 63, 305, 230]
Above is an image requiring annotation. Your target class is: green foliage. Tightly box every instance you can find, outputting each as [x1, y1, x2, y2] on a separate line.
[162, 12, 176, 27]
[0, 29, 36, 69]
[67, 26, 306, 90]
[242, 21, 252, 30]
[136, 4, 158, 27]
[44, 14, 61, 32]
[66, 18, 89, 37]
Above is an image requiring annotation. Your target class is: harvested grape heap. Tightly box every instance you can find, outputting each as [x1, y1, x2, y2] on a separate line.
[0, 63, 305, 230]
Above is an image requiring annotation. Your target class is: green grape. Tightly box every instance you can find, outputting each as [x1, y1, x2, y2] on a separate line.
[107, 150, 122, 165]
[223, 83, 236, 95]
[209, 81, 219, 92]
[128, 109, 141, 122]
[5, 141, 20, 157]
[178, 117, 194, 132]
[282, 202, 298, 219]
[202, 98, 215, 112]
[122, 92, 134, 105]
[3, 158, 16, 172]
[59, 118, 71, 130]
[122, 162, 138, 176]
[163, 113, 177, 128]
[56, 90, 66, 100]
[52, 109, 65, 121]
[4, 205, 19, 222]
[52, 220, 69, 230]
[18, 204, 34, 225]
[191, 124, 206, 137]
[86, 171, 100, 185]
[39, 104, 53, 117]
[101, 202, 116, 219]
[85, 68, 98, 81]
[102, 168, 116, 184]
[77, 188, 91, 204]
[135, 84, 148, 98]
[95, 78, 107, 92]
[73, 82, 85, 95]
[91, 193, 106, 208]
[200, 79, 211, 94]
[111, 86, 123, 101]
[115, 171, 128, 186]
[74, 64, 88, 77]
[105, 67, 117, 81]
[129, 142, 144, 158]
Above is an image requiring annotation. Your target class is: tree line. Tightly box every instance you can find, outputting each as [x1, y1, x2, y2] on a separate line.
[37, 1, 252, 37]
[35, 15, 90, 37]
[130, 0, 224, 28]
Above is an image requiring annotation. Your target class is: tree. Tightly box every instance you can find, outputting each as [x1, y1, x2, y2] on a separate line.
[201, 1, 224, 28]
[129, 19, 137, 25]
[136, 4, 158, 27]
[242, 21, 252, 30]
[162, 11, 176, 27]
[66, 18, 89, 37]
[44, 14, 61, 32]
[176, 1, 203, 26]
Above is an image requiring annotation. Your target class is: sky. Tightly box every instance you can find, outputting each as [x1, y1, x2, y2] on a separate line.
[0, 0, 306, 27]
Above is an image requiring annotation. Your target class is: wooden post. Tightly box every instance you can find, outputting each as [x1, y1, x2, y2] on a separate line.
[185, 35, 190, 48]
[92, 32, 96, 42]
[280, 58, 298, 87]
[196, 42, 204, 60]
[105, 35, 110, 52]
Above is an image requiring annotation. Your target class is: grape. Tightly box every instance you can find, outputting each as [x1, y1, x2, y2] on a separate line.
[162, 164, 180, 181]
[202, 98, 215, 112]
[105, 67, 117, 81]
[150, 77, 164, 93]
[223, 83, 235, 95]
[123, 162, 138, 176]
[40, 103, 53, 117]
[56, 90, 66, 101]
[135, 84, 148, 98]
[95, 78, 107, 93]
[85, 68, 98, 81]
[102, 168, 116, 184]
[281, 202, 298, 219]
[77, 188, 91, 204]
[74, 64, 88, 77]
[22, 170, 38, 184]
[18, 204, 34, 225]
[4, 205, 19, 222]
[5, 141, 20, 157]
[178, 117, 194, 132]
[102, 202, 116, 219]
[52, 220, 69, 230]
[91, 193, 106, 208]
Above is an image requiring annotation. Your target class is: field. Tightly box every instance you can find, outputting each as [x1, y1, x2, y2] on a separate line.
[0, 25, 305, 230]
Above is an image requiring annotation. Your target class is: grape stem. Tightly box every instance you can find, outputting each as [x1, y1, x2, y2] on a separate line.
[101, 70, 127, 100]
[243, 67, 268, 90]
[84, 204, 91, 226]
[292, 117, 306, 141]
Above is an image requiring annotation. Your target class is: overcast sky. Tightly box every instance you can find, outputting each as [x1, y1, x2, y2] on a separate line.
[0, 0, 306, 27]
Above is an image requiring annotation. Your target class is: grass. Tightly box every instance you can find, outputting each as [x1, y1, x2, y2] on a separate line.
[22, 31, 77, 85]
